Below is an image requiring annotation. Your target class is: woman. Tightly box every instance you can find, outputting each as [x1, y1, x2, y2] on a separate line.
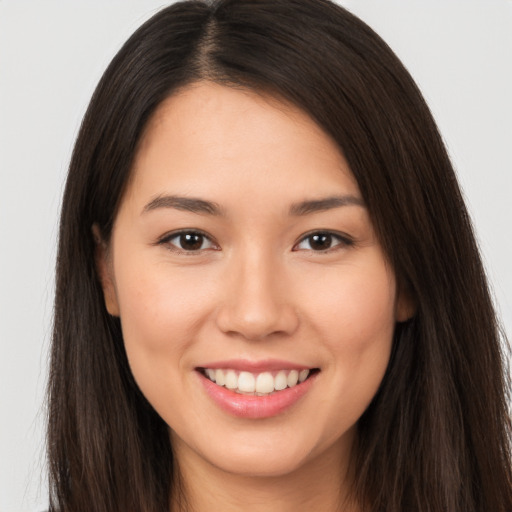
[48, 0, 512, 511]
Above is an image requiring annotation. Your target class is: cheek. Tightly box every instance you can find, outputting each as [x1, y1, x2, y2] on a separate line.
[308, 258, 397, 345]
[339, 279, 396, 348]
[112, 255, 215, 391]
[117, 253, 212, 330]
[307, 259, 396, 414]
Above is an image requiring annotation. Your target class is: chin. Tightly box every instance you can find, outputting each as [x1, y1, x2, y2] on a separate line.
[194, 427, 347, 479]
[208, 447, 312, 478]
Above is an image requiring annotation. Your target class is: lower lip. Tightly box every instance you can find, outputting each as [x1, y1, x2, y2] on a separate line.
[198, 371, 317, 419]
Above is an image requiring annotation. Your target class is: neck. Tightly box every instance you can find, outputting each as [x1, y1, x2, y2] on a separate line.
[170, 435, 359, 512]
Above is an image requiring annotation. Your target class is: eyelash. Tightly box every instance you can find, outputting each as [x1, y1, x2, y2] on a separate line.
[156, 230, 354, 254]
[157, 230, 219, 254]
[293, 230, 354, 253]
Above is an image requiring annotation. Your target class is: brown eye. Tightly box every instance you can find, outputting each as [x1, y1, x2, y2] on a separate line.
[162, 231, 216, 252]
[179, 233, 204, 251]
[294, 231, 352, 252]
[309, 233, 333, 250]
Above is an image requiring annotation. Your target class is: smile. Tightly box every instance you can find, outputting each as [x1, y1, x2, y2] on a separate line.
[201, 368, 312, 396]
[196, 360, 319, 418]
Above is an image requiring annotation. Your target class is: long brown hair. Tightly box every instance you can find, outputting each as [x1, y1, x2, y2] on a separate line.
[48, 1, 512, 510]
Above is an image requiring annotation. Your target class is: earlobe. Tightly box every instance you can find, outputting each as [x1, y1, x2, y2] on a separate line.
[92, 224, 120, 317]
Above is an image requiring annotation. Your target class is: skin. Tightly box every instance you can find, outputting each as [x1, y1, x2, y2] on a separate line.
[96, 82, 412, 512]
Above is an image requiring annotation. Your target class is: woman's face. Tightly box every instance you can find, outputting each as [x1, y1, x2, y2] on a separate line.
[98, 82, 411, 478]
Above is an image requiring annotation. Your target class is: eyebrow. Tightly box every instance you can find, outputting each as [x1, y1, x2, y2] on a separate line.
[142, 193, 364, 217]
[142, 195, 224, 216]
[289, 195, 365, 216]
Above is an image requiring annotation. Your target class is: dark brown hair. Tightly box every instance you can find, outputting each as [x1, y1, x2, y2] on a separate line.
[48, 1, 512, 511]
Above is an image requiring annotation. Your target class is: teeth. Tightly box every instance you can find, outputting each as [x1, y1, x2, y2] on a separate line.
[287, 370, 299, 387]
[274, 371, 288, 391]
[225, 370, 238, 390]
[203, 368, 312, 394]
[215, 369, 225, 386]
[299, 369, 309, 383]
[238, 371, 255, 392]
[255, 372, 274, 394]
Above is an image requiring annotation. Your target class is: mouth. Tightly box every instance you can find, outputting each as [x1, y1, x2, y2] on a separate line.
[196, 359, 320, 418]
[198, 367, 319, 396]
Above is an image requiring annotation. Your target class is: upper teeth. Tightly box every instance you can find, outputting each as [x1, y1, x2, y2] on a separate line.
[204, 368, 310, 395]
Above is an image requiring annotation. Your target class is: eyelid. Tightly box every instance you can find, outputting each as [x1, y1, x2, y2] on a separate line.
[156, 229, 219, 253]
[292, 230, 354, 252]
[154, 228, 353, 254]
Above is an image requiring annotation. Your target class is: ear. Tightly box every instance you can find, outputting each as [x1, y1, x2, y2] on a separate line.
[395, 283, 416, 323]
[92, 224, 120, 317]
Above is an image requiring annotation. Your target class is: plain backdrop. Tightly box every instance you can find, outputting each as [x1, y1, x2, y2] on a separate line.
[1, 1, 511, 511]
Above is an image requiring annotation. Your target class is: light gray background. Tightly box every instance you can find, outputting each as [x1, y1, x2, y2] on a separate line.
[1, 1, 511, 511]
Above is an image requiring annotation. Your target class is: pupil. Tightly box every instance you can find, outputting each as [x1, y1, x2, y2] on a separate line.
[310, 233, 332, 250]
[180, 233, 203, 250]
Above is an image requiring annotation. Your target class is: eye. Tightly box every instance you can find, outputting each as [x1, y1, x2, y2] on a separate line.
[293, 231, 353, 252]
[158, 230, 217, 253]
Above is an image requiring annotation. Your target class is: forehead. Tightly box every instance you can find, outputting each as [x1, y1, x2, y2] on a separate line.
[124, 81, 360, 211]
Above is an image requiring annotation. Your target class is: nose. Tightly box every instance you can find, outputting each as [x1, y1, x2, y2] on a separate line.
[215, 252, 299, 341]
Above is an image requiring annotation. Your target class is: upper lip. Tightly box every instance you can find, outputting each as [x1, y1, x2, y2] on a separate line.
[196, 359, 315, 372]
